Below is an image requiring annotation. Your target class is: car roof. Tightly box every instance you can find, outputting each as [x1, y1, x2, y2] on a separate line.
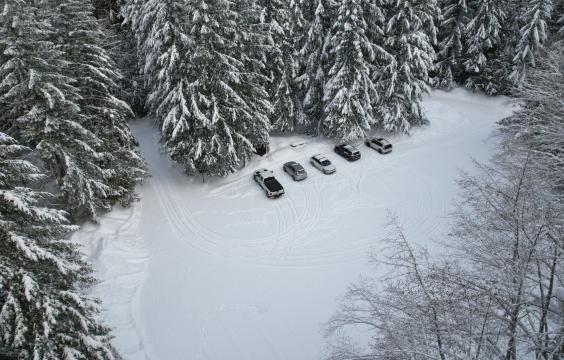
[286, 161, 302, 169]
[343, 144, 357, 151]
[374, 138, 390, 144]
[313, 154, 326, 160]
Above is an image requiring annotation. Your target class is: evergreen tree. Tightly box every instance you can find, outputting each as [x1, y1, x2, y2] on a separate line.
[297, 0, 333, 134]
[124, 0, 271, 176]
[52, 0, 147, 208]
[163, 0, 271, 176]
[435, 0, 470, 88]
[121, 0, 151, 112]
[0, 0, 113, 219]
[321, 0, 377, 140]
[289, 0, 311, 50]
[131, 0, 191, 122]
[287, 0, 311, 128]
[378, 0, 436, 132]
[463, 0, 508, 94]
[510, 0, 554, 84]
[93, 0, 122, 21]
[260, 0, 298, 133]
[0, 132, 116, 359]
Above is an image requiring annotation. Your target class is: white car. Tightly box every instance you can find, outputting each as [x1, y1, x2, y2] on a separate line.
[310, 154, 336, 174]
[366, 138, 393, 154]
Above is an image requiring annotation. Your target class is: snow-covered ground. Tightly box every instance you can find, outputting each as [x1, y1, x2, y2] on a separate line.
[73, 88, 514, 360]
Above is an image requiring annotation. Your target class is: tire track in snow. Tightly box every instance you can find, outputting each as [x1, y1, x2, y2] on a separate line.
[72, 203, 151, 360]
[128, 106, 490, 267]
[147, 156, 332, 265]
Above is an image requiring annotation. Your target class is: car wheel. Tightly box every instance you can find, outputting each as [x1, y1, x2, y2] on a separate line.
[378, 149, 382, 154]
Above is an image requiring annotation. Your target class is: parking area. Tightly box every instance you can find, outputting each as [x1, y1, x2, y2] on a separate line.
[253, 139, 393, 198]
[72, 88, 515, 360]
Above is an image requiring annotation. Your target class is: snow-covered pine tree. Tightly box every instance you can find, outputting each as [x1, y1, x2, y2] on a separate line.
[127, 0, 191, 127]
[289, 0, 311, 51]
[378, 0, 436, 132]
[52, 0, 147, 208]
[321, 0, 377, 141]
[296, 0, 333, 134]
[510, 0, 554, 84]
[287, 0, 311, 128]
[120, 0, 150, 112]
[232, 0, 276, 150]
[259, 0, 299, 133]
[0, 132, 117, 359]
[435, 0, 471, 88]
[93, 0, 121, 21]
[0, 0, 113, 219]
[162, 0, 271, 176]
[463, 0, 509, 94]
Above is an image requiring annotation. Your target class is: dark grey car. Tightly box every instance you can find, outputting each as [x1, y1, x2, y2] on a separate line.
[283, 161, 308, 181]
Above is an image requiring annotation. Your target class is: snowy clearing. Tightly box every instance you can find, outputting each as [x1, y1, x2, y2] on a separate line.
[72, 88, 514, 360]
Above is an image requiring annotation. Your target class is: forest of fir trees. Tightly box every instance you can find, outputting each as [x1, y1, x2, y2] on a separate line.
[116, 0, 563, 176]
[0, 0, 562, 358]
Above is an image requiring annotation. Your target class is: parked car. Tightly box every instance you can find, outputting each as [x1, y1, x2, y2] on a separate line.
[366, 138, 393, 154]
[334, 144, 361, 161]
[283, 161, 308, 181]
[253, 169, 285, 198]
[310, 154, 336, 174]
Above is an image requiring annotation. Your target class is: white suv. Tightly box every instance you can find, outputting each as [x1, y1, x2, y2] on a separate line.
[310, 154, 336, 174]
[366, 138, 393, 154]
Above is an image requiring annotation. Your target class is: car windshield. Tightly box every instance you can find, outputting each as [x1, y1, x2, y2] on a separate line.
[264, 177, 276, 182]
[384, 144, 392, 149]
[321, 160, 331, 166]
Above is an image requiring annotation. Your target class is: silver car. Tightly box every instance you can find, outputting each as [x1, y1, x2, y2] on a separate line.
[310, 154, 336, 174]
[283, 161, 308, 181]
[366, 138, 393, 154]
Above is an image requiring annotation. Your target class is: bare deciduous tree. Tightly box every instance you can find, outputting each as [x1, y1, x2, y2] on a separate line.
[325, 152, 564, 359]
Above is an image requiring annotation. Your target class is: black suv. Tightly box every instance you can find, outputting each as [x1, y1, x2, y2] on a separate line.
[334, 144, 361, 161]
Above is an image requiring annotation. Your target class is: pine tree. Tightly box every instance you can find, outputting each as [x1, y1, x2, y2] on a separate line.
[321, 0, 377, 141]
[288, 0, 311, 128]
[510, 0, 554, 84]
[161, 0, 271, 176]
[296, 0, 333, 134]
[125, 0, 272, 176]
[463, 0, 508, 94]
[260, 0, 298, 133]
[121, 0, 151, 112]
[289, 0, 311, 49]
[0, 132, 117, 359]
[435, 0, 470, 88]
[378, 0, 436, 132]
[0, 0, 113, 219]
[52, 0, 147, 208]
